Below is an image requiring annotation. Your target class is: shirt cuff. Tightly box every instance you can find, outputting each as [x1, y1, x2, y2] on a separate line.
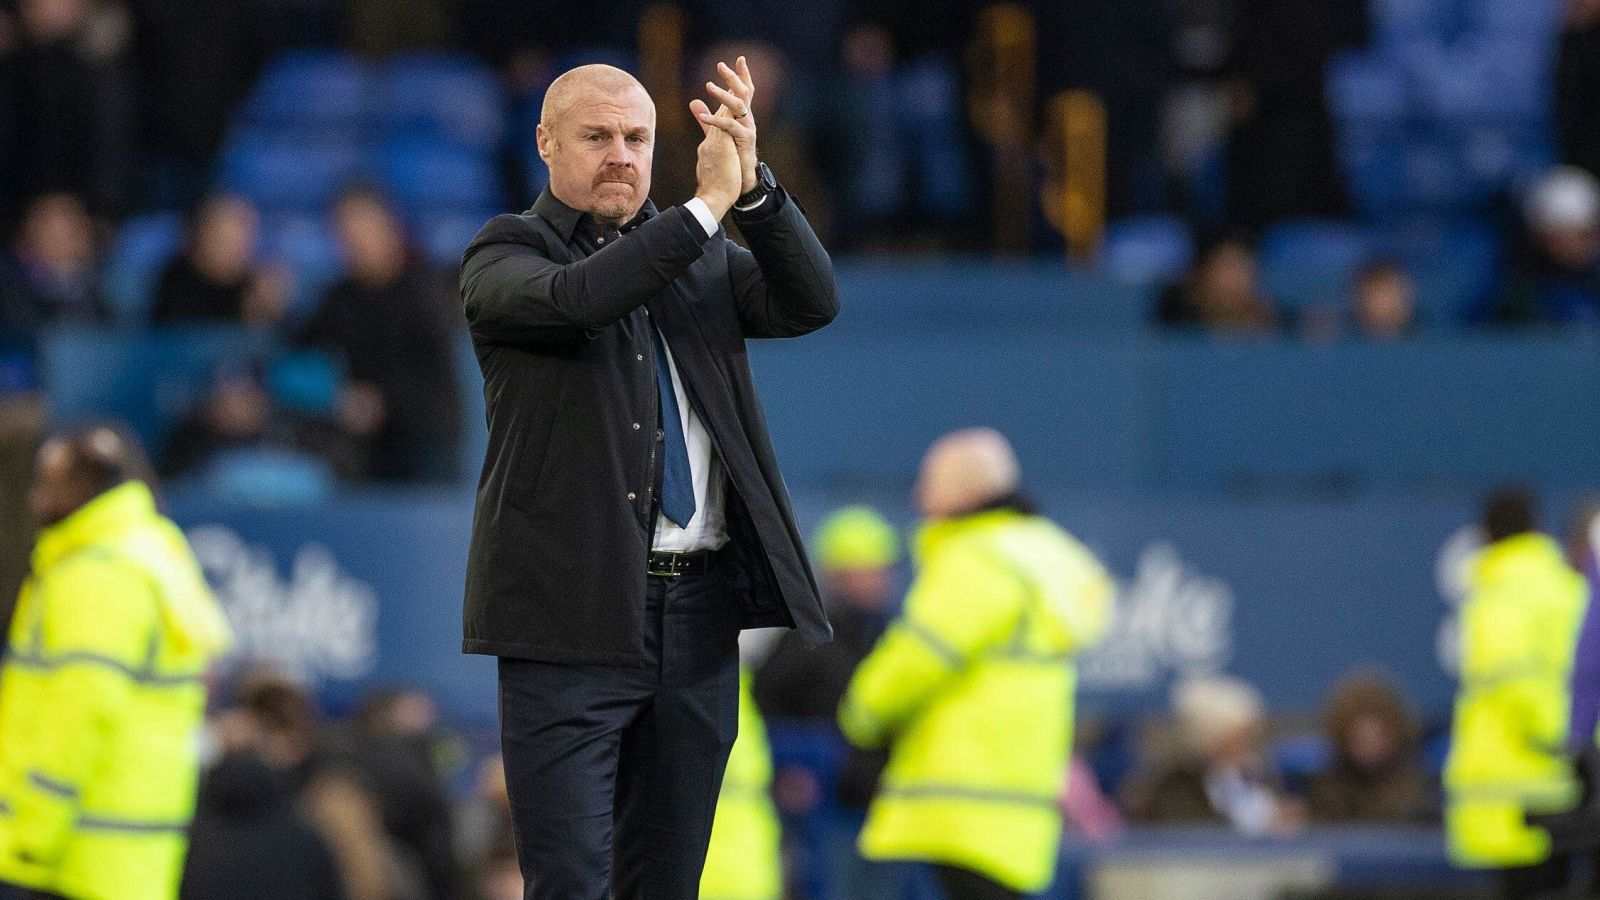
[683, 197, 719, 238]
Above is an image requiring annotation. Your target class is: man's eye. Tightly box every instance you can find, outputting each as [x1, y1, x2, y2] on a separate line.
[587, 134, 604, 142]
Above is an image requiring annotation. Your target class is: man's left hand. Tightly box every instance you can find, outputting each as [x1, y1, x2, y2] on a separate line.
[695, 56, 759, 195]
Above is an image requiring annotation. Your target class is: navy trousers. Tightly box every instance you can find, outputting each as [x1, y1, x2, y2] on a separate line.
[498, 564, 741, 900]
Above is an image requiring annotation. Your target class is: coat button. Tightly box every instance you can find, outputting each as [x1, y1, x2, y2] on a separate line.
[628, 492, 637, 501]
[637, 354, 644, 361]
[655, 429, 664, 442]
[633, 422, 641, 430]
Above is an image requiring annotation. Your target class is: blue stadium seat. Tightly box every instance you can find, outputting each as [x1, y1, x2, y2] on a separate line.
[377, 138, 500, 216]
[1326, 51, 1410, 123]
[200, 448, 337, 506]
[1100, 216, 1194, 286]
[1260, 220, 1376, 309]
[1369, 0, 1462, 46]
[1462, 0, 1561, 37]
[242, 50, 374, 133]
[260, 214, 344, 322]
[218, 136, 366, 214]
[416, 210, 494, 270]
[1338, 128, 1411, 218]
[1379, 218, 1502, 322]
[381, 54, 506, 152]
[267, 350, 341, 416]
[1412, 40, 1552, 123]
[102, 212, 185, 325]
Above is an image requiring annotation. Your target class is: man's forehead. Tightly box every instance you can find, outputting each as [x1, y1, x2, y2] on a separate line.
[563, 90, 654, 124]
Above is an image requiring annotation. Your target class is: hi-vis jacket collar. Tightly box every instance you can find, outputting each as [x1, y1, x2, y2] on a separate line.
[32, 481, 157, 573]
[914, 508, 1025, 564]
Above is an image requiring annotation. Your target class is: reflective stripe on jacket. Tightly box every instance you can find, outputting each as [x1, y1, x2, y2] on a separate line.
[0, 482, 231, 900]
[839, 508, 1113, 893]
[1445, 532, 1588, 868]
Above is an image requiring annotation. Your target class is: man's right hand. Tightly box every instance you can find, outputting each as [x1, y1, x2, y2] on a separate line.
[690, 98, 741, 220]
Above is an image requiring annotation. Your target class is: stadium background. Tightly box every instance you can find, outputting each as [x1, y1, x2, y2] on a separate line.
[1, 0, 1598, 896]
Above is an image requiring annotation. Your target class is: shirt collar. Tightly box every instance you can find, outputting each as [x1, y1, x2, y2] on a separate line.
[530, 189, 657, 244]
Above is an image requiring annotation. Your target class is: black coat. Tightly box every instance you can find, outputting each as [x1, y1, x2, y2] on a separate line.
[459, 187, 838, 665]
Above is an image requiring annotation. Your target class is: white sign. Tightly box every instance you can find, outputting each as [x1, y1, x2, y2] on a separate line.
[188, 525, 379, 684]
[1079, 542, 1233, 693]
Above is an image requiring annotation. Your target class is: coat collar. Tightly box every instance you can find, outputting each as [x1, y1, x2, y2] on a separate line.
[33, 480, 156, 572]
[913, 507, 1024, 564]
[530, 189, 658, 244]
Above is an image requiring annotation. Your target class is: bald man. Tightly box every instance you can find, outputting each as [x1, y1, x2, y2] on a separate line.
[459, 61, 837, 898]
[840, 429, 1114, 900]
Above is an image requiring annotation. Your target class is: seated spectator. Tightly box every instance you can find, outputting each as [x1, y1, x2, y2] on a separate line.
[454, 755, 514, 878]
[1122, 675, 1302, 836]
[1305, 672, 1436, 824]
[1351, 260, 1418, 341]
[1157, 234, 1280, 333]
[0, 192, 105, 347]
[152, 194, 287, 326]
[160, 369, 362, 482]
[1494, 166, 1600, 326]
[295, 186, 460, 483]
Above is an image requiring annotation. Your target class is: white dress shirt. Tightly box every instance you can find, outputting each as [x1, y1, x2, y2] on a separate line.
[649, 196, 737, 553]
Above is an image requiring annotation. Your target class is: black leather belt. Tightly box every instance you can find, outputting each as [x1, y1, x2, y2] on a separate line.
[647, 549, 716, 578]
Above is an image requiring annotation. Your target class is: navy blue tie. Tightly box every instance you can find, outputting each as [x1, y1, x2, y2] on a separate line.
[649, 323, 697, 528]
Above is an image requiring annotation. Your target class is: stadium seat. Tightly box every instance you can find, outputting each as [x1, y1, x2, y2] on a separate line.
[1380, 218, 1502, 322]
[1338, 128, 1411, 218]
[101, 212, 185, 325]
[218, 136, 366, 215]
[417, 210, 494, 270]
[1260, 220, 1376, 309]
[1369, 0, 1462, 46]
[200, 447, 337, 506]
[1410, 40, 1552, 123]
[266, 350, 341, 416]
[241, 50, 374, 133]
[1462, 0, 1561, 37]
[1326, 51, 1410, 124]
[1100, 216, 1194, 286]
[381, 54, 506, 152]
[260, 214, 344, 322]
[377, 138, 500, 216]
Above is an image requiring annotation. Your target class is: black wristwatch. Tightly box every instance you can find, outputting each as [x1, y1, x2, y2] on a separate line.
[735, 162, 776, 210]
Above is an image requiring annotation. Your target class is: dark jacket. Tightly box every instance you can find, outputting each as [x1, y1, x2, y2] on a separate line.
[459, 186, 838, 665]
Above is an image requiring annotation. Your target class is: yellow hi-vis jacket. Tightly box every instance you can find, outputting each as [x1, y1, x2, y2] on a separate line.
[839, 508, 1113, 893]
[1446, 532, 1589, 869]
[700, 670, 782, 900]
[0, 481, 232, 900]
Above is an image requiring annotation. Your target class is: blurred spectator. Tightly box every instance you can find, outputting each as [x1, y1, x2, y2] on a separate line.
[1558, 0, 1600, 181]
[0, 0, 136, 222]
[342, 688, 463, 900]
[453, 754, 513, 877]
[834, 0, 974, 249]
[1305, 672, 1435, 824]
[1564, 498, 1600, 748]
[1123, 675, 1302, 836]
[1350, 260, 1418, 341]
[471, 838, 523, 900]
[152, 194, 287, 325]
[218, 674, 400, 900]
[1061, 756, 1125, 844]
[753, 505, 901, 899]
[295, 186, 461, 483]
[1444, 488, 1588, 897]
[0, 192, 106, 347]
[1156, 233, 1279, 333]
[159, 370, 361, 482]
[126, 0, 265, 210]
[1223, 0, 1363, 229]
[181, 752, 347, 900]
[1494, 166, 1600, 326]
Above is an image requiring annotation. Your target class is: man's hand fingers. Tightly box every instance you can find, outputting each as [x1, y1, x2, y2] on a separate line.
[736, 55, 755, 97]
[705, 81, 749, 118]
[695, 110, 742, 134]
[717, 60, 752, 101]
[688, 98, 715, 136]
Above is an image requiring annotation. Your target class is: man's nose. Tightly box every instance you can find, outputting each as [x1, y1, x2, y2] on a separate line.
[605, 144, 634, 167]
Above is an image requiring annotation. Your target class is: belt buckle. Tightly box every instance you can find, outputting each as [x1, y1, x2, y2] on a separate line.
[649, 551, 684, 578]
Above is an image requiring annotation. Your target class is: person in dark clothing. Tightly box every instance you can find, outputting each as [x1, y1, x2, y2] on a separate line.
[1558, 0, 1600, 181]
[1224, 0, 1364, 229]
[1306, 672, 1436, 824]
[1156, 233, 1279, 333]
[0, 0, 135, 223]
[0, 193, 105, 350]
[180, 752, 346, 900]
[1494, 166, 1600, 326]
[152, 194, 286, 325]
[459, 60, 836, 899]
[297, 186, 461, 483]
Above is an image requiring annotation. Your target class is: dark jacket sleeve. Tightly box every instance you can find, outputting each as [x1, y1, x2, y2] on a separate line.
[460, 207, 711, 348]
[726, 189, 840, 339]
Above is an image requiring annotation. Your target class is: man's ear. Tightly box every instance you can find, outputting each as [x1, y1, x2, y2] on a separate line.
[535, 123, 552, 163]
